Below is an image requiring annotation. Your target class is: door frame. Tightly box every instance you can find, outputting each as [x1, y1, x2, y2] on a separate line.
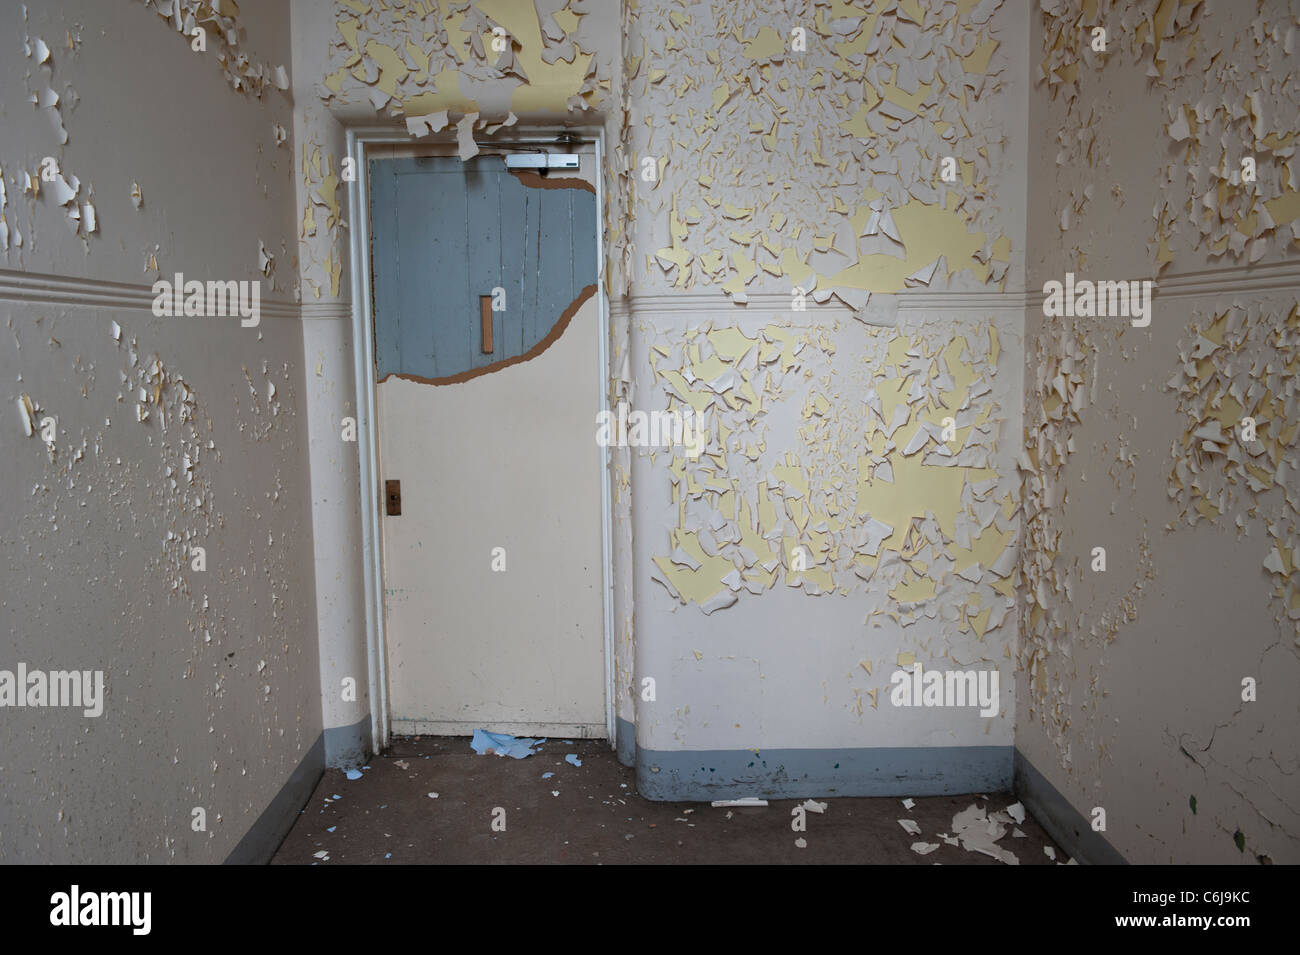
[344, 124, 615, 751]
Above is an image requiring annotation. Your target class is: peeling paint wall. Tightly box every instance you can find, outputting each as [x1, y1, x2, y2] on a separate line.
[0, 0, 319, 861]
[290, 0, 632, 756]
[1019, 0, 1300, 863]
[622, 0, 1029, 791]
[624, 0, 1021, 302]
[629, 302, 1024, 778]
[291, 0, 1031, 789]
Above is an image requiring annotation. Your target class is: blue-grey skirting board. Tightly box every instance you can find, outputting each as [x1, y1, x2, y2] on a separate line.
[224, 733, 324, 865]
[1013, 749, 1127, 864]
[616, 716, 637, 767]
[634, 743, 1013, 800]
[325, 715, 374, 770]
[224, 716, 371, 864]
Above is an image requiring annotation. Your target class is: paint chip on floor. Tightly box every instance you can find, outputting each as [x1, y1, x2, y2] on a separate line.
[471, 728, 545, 758]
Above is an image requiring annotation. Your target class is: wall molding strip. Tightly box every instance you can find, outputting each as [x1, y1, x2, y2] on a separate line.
[6, 259, 1294, 320]
[611, 259, 1300, 317]
[0, 267, 305, 320]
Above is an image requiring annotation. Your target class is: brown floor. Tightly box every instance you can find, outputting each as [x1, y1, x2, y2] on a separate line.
[271, 736, 1065, 864]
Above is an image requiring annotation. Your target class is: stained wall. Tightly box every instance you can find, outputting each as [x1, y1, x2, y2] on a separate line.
[1019, 0, 1300, 863]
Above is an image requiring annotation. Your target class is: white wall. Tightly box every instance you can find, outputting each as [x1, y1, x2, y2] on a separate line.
[287, 0, 630, 759]
[1020, 0, 1300, 863]
[290, 0, 370, 766]
[618, 0, 1029, 792]
[286, 0, 1033, 794]
[0, 0, 319, 862]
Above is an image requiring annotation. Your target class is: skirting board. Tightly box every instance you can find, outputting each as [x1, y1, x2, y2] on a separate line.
[224, 733, 324, 865]
[1013, 749, 1127, 865]
[634, 744, 1013, 801]
[324, 715, 374, 770]
[392, 719, 607, 739]
[616, 716, 636, 767]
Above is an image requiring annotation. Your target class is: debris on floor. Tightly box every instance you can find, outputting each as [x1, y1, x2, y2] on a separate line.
[948, 802, 1021, 865]
[565, 753, 582, 767]
[273, 738, 1066, 865]
[470, 728, 545, 758]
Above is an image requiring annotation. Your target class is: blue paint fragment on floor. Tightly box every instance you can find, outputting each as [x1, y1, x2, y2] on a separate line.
[471, 728, 546, 759]
[327, 826, 336, 833]
[346, 768, 363, 780]
[542, 772, 555, 779]
[565, 754, 582, 767]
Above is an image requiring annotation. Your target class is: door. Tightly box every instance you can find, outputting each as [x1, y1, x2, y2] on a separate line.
[368, 146, 605, 738]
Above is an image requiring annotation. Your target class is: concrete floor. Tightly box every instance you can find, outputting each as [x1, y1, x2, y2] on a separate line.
[272, 736, 1066, 864]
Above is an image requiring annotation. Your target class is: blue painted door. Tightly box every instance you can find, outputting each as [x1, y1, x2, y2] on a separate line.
[370, 152, 606, 738]
[369, 155, 597, 382]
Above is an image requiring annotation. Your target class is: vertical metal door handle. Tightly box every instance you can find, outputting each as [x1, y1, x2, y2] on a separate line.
[480, 295, 494, 354]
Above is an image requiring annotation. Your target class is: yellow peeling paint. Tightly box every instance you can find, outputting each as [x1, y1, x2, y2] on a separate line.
[324, 67, 349, 92]
[476, 0, 592, 113]
[829, 198, 987, 293]
[859, 450, 992, 545]
[364, 40, 410, 95]
[708, 326, 756, 362]
[963, 38, 999, 74]
[740, 26, 785, 61]
[891, 573, 936, 603]
[878, 76, 931, 115]
[953, 524, 1013, 574]
[338, 17, 360, 51]
[1264, 186, 1300, 228]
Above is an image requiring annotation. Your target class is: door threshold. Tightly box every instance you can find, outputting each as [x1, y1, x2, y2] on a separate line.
[392, 719, 607, 740]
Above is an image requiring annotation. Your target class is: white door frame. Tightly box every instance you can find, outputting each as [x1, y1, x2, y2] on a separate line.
[344, 124, 615, 752]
